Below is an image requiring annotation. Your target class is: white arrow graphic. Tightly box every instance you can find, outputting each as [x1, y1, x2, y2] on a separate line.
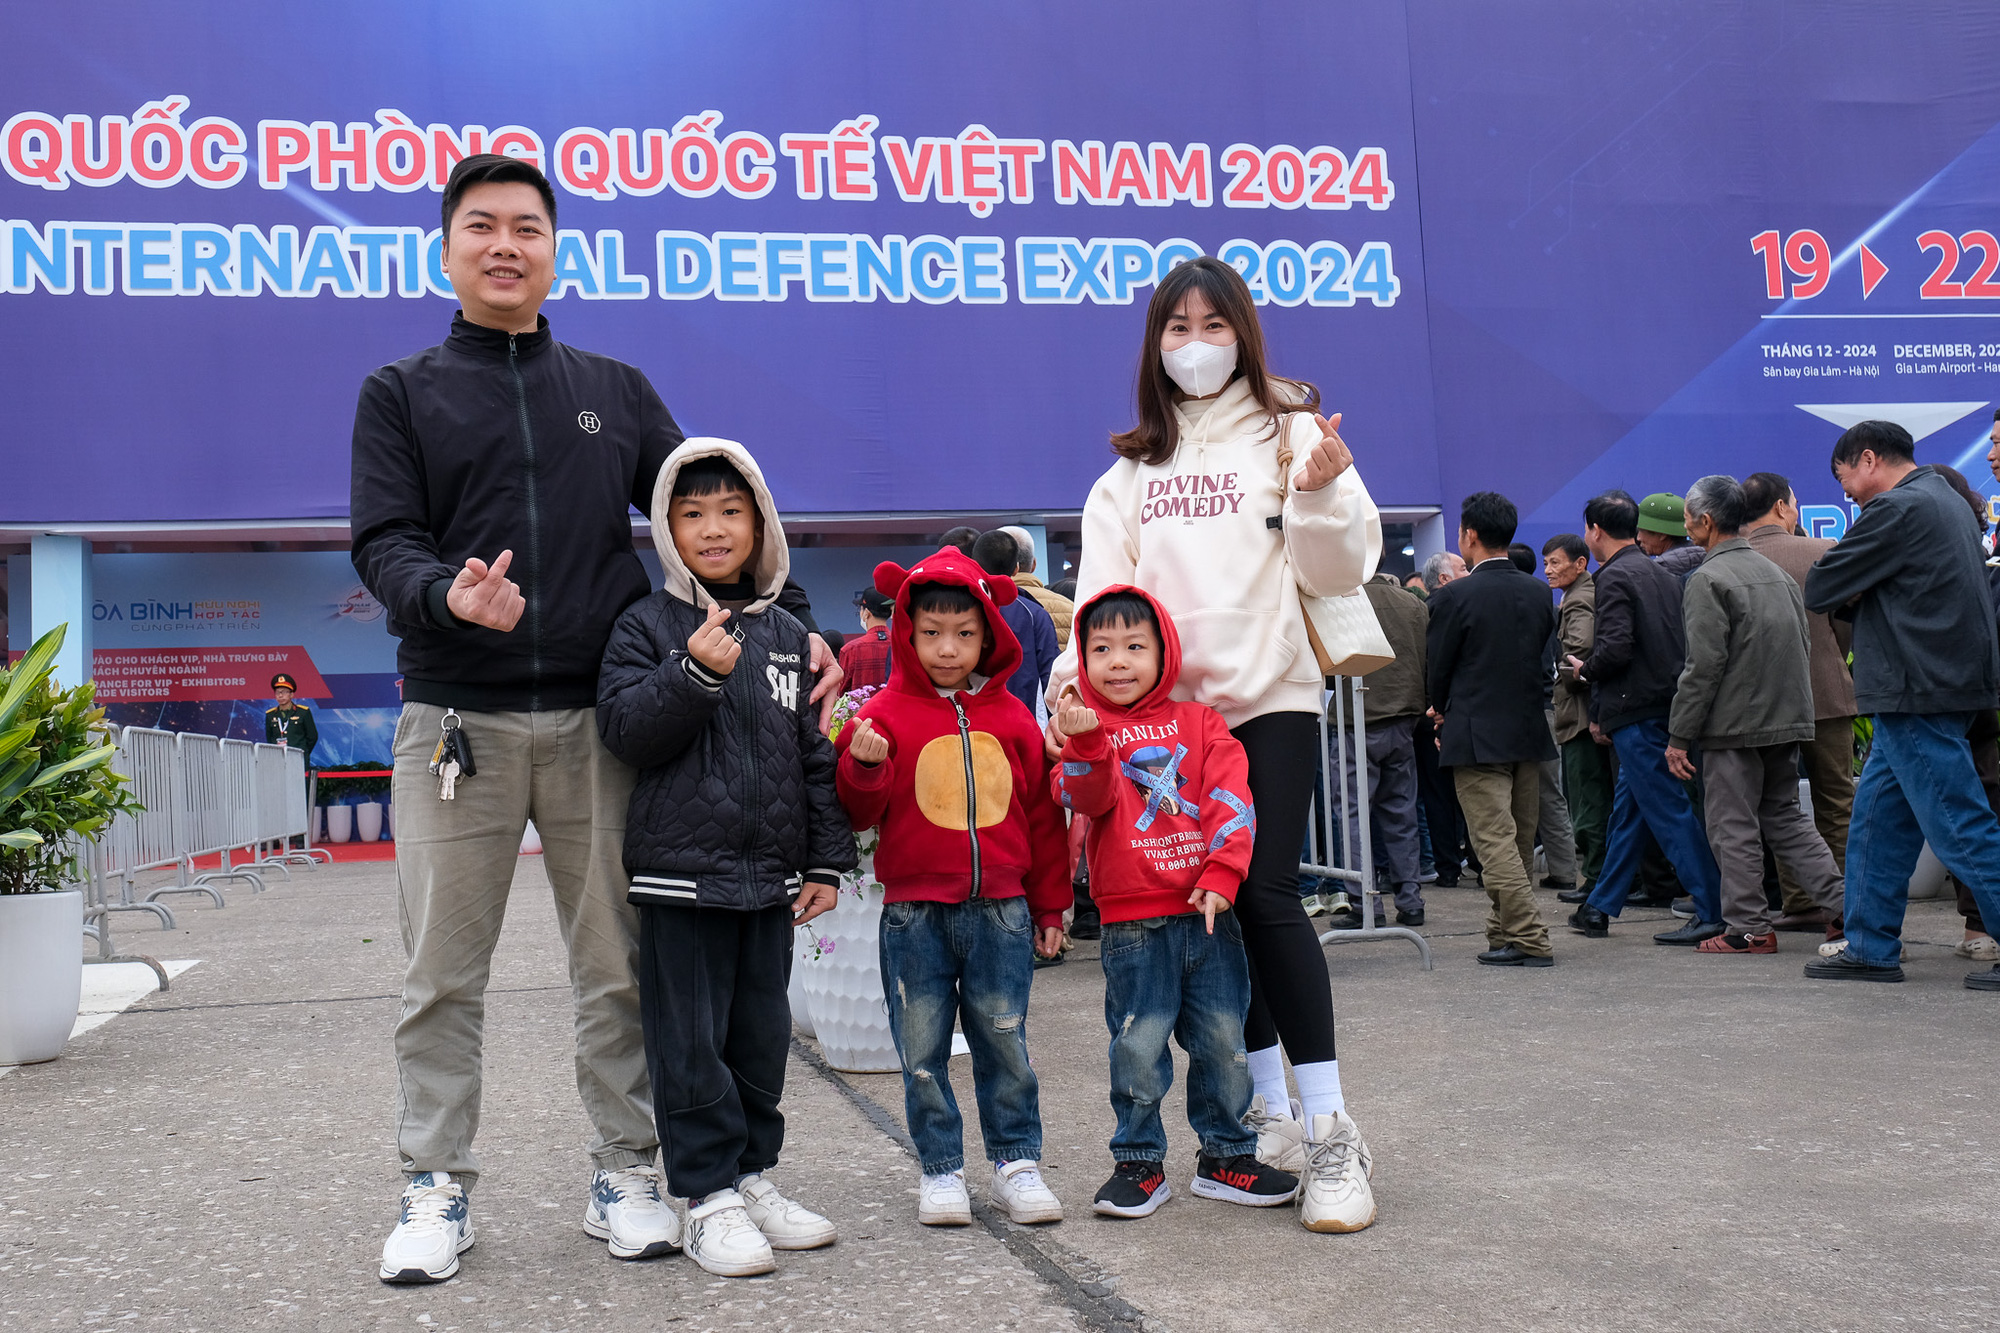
[1796, 401, 1991, 442]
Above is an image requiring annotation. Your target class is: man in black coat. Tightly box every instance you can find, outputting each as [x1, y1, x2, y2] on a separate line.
[1572, 492, 1724, 945]
[1426, 492, 1557, 966]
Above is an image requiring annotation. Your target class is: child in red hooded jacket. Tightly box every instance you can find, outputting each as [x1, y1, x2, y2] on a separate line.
[834, 547, 1070, 1229]
[1052, 587, 1300, 1219]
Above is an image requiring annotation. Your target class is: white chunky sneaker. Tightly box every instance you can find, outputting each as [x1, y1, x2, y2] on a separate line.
[1246, 1094, 1307, 1172]
[918, 1170, 974, 1226]
[739, 1174, 836, 1250]
[990, 1159, 1064, 1224]
[684, 1190, 776, 1277]
[1298, 1111, 1376, 1234]
[379, 1172, 474, 1283]
[582, 1165, 681, 1260]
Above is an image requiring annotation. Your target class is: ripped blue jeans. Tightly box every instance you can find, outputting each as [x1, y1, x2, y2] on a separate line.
[880, 895, 1043, 1175]
[1100, 911, 1257, 1164]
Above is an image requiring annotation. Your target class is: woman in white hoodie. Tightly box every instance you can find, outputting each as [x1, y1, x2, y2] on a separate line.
[1048, 256, 1382, 1232]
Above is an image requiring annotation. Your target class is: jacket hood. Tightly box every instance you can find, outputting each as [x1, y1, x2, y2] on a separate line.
[1168, 375, 1302, 450]
[648, 438, 790, 614]
[1069, 584, 1183, 720]
[876, 546, 1022, 694]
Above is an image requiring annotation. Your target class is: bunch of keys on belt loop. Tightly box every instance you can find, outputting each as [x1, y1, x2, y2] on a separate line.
[428, 709, 476, 801]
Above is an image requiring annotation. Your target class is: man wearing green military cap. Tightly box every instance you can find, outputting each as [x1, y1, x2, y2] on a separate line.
[1637, 492, 1703, 578]
[264, 673, 319, 762]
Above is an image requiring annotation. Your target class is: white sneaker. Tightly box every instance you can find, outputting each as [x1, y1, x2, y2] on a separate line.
[1301, 893, 1327, 917]
[1298, 1111, 1377, 1234]
[918, 1170, 973, 1226]
[990, 1159, 1064, 1224]
[582, 1165, 681, 1259]
[684, 1190, 776, 1277]
[739, 1174, 836, 1250]
[379, 1172, 474, 1283]
[1818, 937, 1910, 961]
[1247, 1094, 1307, 1172]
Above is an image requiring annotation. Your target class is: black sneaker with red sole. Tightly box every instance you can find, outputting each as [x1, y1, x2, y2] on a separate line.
[1190, 1152, 1299, 1206]
[1091, 1161, 1171, 1218]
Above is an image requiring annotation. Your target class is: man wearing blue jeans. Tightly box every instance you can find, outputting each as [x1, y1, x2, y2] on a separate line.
[1802, 421, 2000, 987]
[1568, 491, 1725, 944]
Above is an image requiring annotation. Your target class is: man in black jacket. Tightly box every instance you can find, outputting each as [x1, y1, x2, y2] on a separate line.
[1802, 421, 2000, 987]
[352, 156, 840, 1284]
[1426, 492, 1556, 965]
[1573, 492, 1724, 944]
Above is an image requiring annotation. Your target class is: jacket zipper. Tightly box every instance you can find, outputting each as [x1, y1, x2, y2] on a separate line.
[508, 334, 544, 709]
[737, 633, 762, 900]
[952, 694, 982, 897]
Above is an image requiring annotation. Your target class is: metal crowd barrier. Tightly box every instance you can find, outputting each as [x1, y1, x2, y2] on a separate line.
[81, 725, 323, 980]
[1304, 675, 1433, 969]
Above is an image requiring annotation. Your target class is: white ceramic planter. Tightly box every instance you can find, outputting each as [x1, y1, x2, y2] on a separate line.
[324, 805, 353, 843]
[355, 801, 384, 843]
[0, 890, 84, 1065]
[802, 846, 900, 1073]
[1908, 843, 1948, 900]
[383, 800, 394, 841]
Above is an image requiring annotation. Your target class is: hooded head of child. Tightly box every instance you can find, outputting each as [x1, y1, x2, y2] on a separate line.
[1076, 591, 1163, 708]
[668, 455, 762, 586]
[906, 581, 989, 691]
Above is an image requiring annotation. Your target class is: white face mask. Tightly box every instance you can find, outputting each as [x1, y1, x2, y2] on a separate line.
[1161, 338, 1238, 398]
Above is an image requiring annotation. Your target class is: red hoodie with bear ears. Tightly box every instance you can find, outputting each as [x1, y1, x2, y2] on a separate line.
[834, 546, 1070, 929]
[1051, 585, 1256, 924]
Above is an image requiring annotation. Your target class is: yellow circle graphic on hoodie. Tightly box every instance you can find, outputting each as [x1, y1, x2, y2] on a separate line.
[914, 732, 1012, 830]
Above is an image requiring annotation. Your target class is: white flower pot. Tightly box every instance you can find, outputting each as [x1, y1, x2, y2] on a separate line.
[325, 805, 353, 843]
[356, 801, 384, 843]
[0, 890, 84, 1065]
[383, 800, 394, 841]
[802, 847, 900, 1073]
[520, 820, 543, 855]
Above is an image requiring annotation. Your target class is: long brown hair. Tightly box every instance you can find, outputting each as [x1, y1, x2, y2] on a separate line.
[1110, 256, 1319, 465]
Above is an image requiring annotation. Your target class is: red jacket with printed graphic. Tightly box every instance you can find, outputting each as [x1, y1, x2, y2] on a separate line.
[834, 547, 1070, 931]
[1051, 586, 1256, 925]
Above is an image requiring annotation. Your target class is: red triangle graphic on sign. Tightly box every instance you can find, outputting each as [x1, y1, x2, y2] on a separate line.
[1860, 244, 1888, 298]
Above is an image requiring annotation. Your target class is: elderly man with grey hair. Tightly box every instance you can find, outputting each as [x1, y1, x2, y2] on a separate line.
[1661, 475, 1845, 955]
[1421, 550, 1468, 594]
[996, 524, 1074, 650]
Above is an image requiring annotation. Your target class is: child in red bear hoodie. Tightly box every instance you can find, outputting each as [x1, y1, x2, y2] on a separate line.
[834, 547, 1070, 1230]
[1052, 586, 1302, 1221]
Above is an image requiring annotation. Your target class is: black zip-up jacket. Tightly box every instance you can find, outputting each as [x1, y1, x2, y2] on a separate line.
[1803, 466, 2000, 715]
[1582, 542, 1686, 733]
[598, 589, 856, 910]
[350, 314, 814, 712]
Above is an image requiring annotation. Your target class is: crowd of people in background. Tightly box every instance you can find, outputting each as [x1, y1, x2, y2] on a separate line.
[1323, 413, 2000, 987]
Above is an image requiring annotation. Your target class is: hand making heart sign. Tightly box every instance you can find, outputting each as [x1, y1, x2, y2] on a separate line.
[1291, 411, 1355, 492]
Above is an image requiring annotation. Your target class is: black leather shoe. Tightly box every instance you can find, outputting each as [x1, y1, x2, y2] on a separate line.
[1539, 876, 1574, 890]
[1324, 908, 1362, 931]
[1568, 905, 1609, 938]
[1557, 886, 1593, 905]
[1653, 918, 1726, 945]
[1477, 944, 1555, 967]
[1396, 908, 1425, 927]
[1069, 909, 1101, 942]
[1433, 871, 1461, 888]
[1803, 951, 1904, 982]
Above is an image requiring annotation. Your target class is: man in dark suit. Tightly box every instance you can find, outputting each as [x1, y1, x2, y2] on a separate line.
[1426, 492, 1558, 966]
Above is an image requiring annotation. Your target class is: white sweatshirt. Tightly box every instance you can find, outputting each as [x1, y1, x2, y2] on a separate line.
[1050, 377, 1383, 729]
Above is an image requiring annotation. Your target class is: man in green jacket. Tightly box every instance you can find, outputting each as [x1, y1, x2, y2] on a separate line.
[1544, 535, 1609, 900]
[1662, 477, 1845, 955]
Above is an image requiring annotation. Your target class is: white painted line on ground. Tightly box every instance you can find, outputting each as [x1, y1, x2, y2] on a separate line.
[0, 960, 200, 1079]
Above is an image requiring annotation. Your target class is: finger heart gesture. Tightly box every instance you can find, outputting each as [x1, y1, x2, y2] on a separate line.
[1293, 411, 1354, 492]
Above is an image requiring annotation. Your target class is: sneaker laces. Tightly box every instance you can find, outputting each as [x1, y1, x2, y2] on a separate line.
[1001, 1161, 1051, 1194]
[698, 1201, 763, 1246]
[399, 1181, 463, 1234]
[1303, 1123, 1359, 1188]
[600, 1165, 665, 1204]
[1244, 1100, 1287, 1134]
[1112, 1160, 1159, 1182]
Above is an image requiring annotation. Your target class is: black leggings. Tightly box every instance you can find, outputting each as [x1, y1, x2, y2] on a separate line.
[1231, 711, 1338, 1065]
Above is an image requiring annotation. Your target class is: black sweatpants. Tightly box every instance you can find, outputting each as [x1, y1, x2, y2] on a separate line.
[1231, 711, 1339, 1065]
[636, 901, 793, 1199]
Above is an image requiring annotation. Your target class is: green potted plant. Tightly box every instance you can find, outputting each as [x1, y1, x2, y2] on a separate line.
[0, 625, 140, 1066]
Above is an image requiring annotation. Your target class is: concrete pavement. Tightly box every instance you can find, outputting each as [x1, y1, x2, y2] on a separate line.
[3, 858, 1996, 1332]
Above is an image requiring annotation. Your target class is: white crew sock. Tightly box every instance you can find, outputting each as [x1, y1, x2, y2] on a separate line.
[1293, 1058, 1346, 1122]
[1247, 1044, 1291, 1116]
